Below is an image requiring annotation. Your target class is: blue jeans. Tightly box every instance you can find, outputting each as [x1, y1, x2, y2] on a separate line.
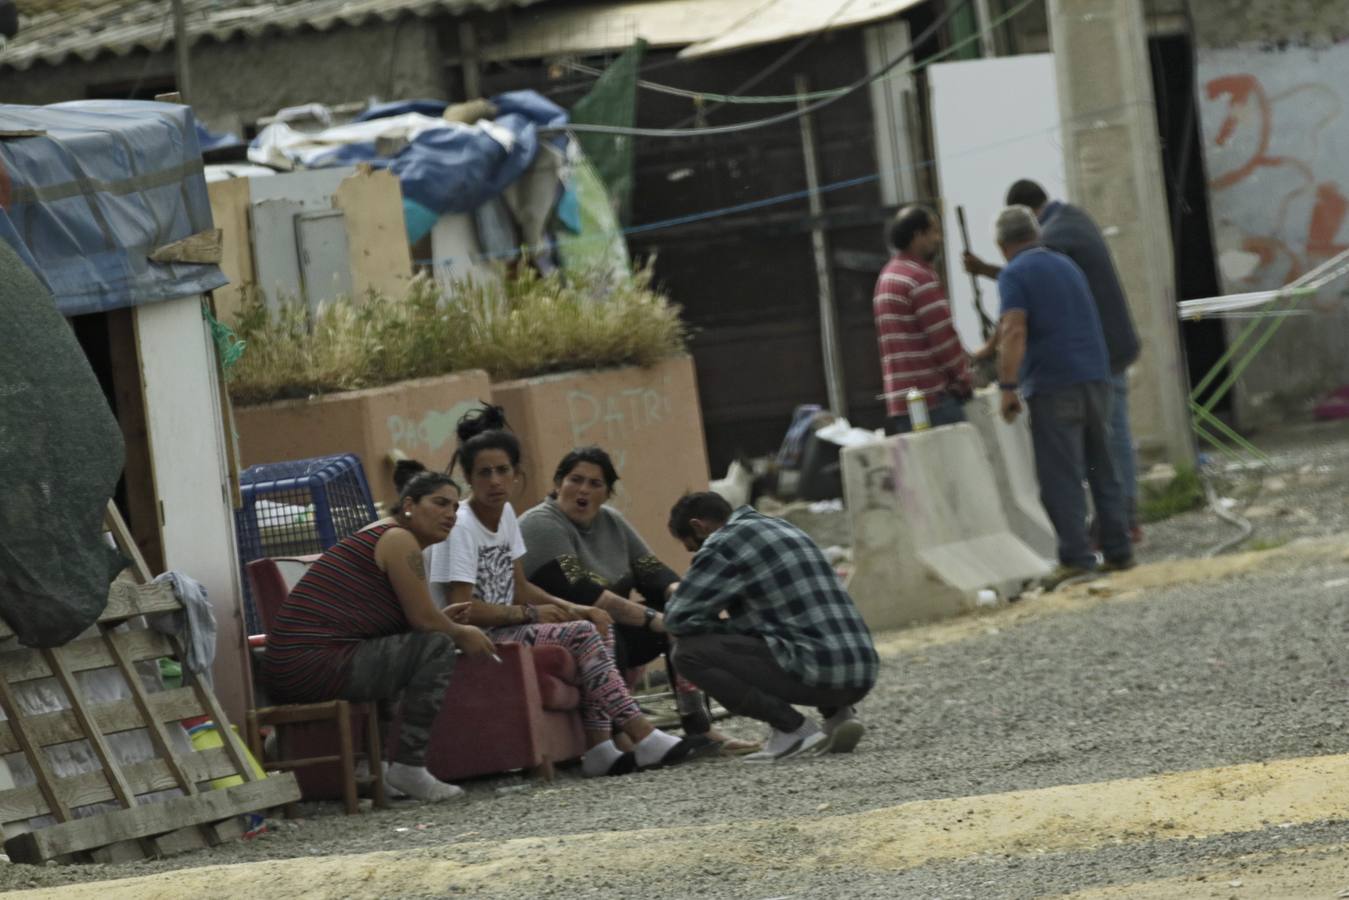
[1027, 382, 1131, 569]
[887, 394, 967, 435]
[1110, 372, 1138, 524]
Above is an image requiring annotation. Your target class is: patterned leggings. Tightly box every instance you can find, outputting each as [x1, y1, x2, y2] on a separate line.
[488, 620, 642, 733]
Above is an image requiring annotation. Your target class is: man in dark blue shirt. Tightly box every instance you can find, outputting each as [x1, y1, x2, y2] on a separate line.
[992, 205, 1133, 589]
[966, 179, 1142, 540]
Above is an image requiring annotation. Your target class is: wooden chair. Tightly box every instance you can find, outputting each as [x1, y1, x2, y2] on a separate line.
[244, 557, 386, 815]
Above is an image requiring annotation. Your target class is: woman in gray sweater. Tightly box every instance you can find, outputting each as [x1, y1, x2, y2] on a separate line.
[519, 447, 757, 753]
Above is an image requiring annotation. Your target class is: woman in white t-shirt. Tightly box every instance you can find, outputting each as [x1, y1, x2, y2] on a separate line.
[425, 406, 697, 777]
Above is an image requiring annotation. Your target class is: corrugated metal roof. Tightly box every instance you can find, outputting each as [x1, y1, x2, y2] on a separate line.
[3, 0, 549, 71]
[481, 0, 923, 62]
[678, 0, 923, 58]
[482, 0, 750, 60]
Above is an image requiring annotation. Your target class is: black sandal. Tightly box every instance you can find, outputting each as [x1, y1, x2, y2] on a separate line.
[638, 737, 697, 771]
[606, 751, 639, 776]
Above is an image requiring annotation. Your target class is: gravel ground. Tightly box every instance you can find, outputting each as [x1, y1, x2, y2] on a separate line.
[1139, 417, 1349, 562]
[3, 422, 1349, 897]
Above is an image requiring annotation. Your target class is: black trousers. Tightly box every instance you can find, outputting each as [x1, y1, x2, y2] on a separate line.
[611, 621, 666, 672]
[671, 633, 869, 733]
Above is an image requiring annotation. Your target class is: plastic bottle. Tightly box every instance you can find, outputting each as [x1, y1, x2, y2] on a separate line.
[906, 388, 930, 432]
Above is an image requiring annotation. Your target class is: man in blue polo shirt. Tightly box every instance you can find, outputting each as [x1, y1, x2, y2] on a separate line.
[991, 205, 1133, 589]
[965, 179, 1142, 542]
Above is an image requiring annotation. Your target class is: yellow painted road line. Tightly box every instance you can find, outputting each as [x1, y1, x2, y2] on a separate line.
[12, 752, 1349, 899]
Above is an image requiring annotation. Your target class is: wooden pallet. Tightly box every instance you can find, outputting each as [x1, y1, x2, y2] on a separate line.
[0, 504, 300, 864]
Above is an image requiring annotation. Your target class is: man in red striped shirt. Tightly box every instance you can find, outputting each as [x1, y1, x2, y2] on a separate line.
[872, 205, 973, 433]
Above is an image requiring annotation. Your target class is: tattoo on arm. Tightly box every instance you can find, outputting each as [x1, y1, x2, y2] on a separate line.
[407, 551, 426, 581]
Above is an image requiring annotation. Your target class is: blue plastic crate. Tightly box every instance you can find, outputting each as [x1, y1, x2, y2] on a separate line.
[235, 453, 378, 633]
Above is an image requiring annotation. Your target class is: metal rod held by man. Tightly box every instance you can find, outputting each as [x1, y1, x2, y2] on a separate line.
[957, 205, 995, 341]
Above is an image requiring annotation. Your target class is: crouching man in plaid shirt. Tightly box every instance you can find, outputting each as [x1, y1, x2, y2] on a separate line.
[664, 493, 879, 762]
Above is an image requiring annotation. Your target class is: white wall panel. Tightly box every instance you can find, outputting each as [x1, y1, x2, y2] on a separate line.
[929, 54, 1066, 350]
[135, 296, 251, 726]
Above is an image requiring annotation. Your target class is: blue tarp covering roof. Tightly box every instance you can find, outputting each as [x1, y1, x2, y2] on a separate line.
[0, 100, 228, 316]
[249, 91, 569, 243]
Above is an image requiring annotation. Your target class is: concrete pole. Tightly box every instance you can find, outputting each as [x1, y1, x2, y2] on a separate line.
[796, 74, 849, 418]
[972, 0, 998, 57]
[171, 0, 191, 104]
[1047, 0, 1196, 468]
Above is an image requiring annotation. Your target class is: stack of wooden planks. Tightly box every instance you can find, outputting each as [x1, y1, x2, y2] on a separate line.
[0, 505, 299, 864]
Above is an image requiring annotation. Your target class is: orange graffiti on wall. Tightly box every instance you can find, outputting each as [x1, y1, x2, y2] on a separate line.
[1205, 71, 1346, 293]
[1208, 74, 1315, 191]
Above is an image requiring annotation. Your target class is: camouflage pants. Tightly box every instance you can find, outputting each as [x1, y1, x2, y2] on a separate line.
[339, 630, 457, 766]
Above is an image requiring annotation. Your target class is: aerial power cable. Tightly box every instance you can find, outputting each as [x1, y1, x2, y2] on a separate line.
[562, 0, 1035, 108]
[541, 0, 977, 139]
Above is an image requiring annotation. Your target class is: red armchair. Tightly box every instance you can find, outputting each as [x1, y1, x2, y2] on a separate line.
[245, 557, 587, 801]
[390, 641, 586, 782]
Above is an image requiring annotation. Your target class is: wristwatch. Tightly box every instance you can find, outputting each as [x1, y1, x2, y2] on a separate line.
[998, 382, 1019, 392]
[521, 605, 539, 624]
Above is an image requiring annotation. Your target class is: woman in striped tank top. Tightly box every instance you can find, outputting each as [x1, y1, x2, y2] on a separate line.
[265, 466, 496, 802]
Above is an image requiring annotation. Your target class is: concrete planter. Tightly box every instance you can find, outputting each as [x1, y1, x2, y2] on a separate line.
[491, 355, 711, 570]
[234, 370, 492, 508]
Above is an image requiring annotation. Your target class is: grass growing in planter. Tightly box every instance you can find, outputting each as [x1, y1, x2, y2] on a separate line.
[450, 266, 688, 381]
[226, 267, 688, 405]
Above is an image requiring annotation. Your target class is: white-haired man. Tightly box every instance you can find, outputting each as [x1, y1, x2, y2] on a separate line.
[966, 179, 1143, 543]
[992, 206, 1134, 589]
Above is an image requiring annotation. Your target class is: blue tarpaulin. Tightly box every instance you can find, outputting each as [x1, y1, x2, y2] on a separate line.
[249, 91, 569, 243]
[0, 100, 227, 316]
[197, 120, 244, 153]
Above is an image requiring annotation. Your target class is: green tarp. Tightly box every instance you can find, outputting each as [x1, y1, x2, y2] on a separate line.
[570, 40, 646, 226]
[0, 239, 125, 646]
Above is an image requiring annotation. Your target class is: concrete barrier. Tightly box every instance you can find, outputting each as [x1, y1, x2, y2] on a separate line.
[841, 424, 1051, 631]
[964, 387, 1057, 560]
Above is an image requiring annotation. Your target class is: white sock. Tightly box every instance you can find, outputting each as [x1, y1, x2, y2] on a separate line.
[380, 761, 406, 798]
[634, 729, 681, 768]
[355, 759, 406, 798]
[385, 762, 465, 802]
[582, 739, 624, 777]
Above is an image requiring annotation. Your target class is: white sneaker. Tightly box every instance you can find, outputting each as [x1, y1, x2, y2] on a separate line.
[821, 707, 866, 754]
[743, 720, 828, 763]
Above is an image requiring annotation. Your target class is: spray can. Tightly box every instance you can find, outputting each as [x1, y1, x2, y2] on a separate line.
[906, 388, 930, 432]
